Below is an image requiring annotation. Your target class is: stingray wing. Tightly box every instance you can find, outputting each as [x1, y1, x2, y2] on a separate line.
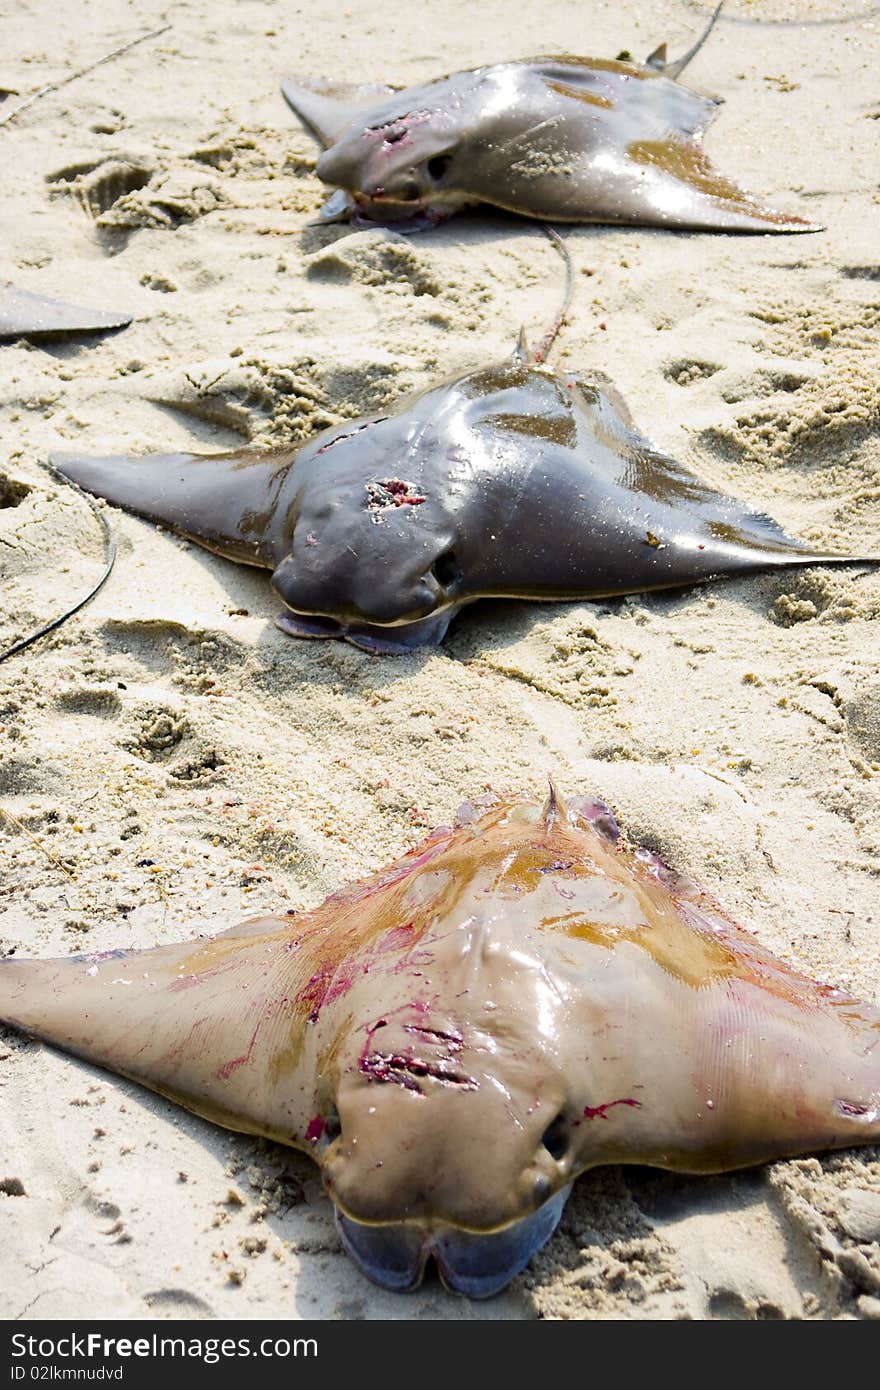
[615, 134, 821, 233]
[50, 447, 298, 568]
[533, 56, 719, 138]
[564, 370, 874, 580]
[0, 825, 459, 1150]
[0, 919, 325, 1146]
[566, 865, 880, 1176]
[527, 799, 880, 1180]
[476, 60, 819, 233]
[456, 365, 874, 604]
[280, 77, 400, 148]
[0, 285, 132, 339]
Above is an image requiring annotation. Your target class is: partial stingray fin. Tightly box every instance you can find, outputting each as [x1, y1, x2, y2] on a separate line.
[647, 1, 725, 81]
[0, 285, 132, 340]
[280, 76, 399, 148]
[513, 325, 532, 365]
[645, 42, 668, 70]
[542, 779, 569, 831]
[566, 892, 880, 1176]
[314, 188, 355, 224]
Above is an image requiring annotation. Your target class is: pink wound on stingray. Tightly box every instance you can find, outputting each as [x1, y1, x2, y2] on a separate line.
[306, 1114, 326, 1143]
[216, 1022, 261, 1080]
[582, 1097, 643, 1121]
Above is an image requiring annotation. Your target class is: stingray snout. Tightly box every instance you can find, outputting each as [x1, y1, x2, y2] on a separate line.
[272, 551, 443, 626]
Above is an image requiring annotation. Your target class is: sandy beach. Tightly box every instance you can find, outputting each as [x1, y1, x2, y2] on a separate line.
[1, 0, 879, 1320]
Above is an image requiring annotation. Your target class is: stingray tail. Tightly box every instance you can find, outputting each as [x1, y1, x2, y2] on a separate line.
[535, 229, 575, 364]
[514, 228, 574, 366]
[646, 1, 725, 81]
[0, 462, 117, 664]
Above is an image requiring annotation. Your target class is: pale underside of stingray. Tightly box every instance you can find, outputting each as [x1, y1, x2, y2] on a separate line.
[0, 285, 132, 340]
[279, 4, 819, 234]
[1, 790, 878, 1297]
[51, 358, 878, 654]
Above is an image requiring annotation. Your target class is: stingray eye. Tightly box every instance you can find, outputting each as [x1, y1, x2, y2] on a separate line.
[540, 1113, 569, 1163]
[430, 549, 462, 591]
[427, 155, 452, 181]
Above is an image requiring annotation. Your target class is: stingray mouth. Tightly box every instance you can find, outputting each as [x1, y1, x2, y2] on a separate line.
[348, 192, 451, 231]
[274, 605, 458, 655]
[335, 1185, 571, 1298]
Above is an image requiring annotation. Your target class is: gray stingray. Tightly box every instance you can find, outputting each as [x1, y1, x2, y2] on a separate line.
[50, 344, 878, 654]
[0, 284, 132, 340]
[1, 789, 878, 1297]
[280, 3, 818, 234]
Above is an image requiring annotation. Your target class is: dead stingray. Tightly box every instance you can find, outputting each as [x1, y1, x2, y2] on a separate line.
[50, 344, 878, 655]
[280, 3, 818, 234]
[0, 284, 132, 341]
[1, 788, 877, 1297]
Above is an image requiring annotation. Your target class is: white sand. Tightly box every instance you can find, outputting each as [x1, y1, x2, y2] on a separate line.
[1, 0, 879, 1320]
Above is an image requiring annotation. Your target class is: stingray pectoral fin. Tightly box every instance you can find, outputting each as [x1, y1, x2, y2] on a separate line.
[564, 376, 853, 576]
[0, 919, 319, 1144]
[51, 448, 295, 568]
[0, 286, 133, 339]
[568, 369, 636, 431]
[280, 77, 399, 148]
[564, 913, 880, 1180]
[623, 137, 822, 233]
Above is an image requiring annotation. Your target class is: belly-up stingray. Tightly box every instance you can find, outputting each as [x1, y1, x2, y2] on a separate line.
[0, 285, 132, 340]
[51, 351, 877, 654]
[280, 3, 818, 234]
[1, 788, 877, 1297]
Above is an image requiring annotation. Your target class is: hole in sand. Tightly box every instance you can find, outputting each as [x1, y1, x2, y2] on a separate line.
[0, 477, 30, 508]
[48, 157, 155, 219]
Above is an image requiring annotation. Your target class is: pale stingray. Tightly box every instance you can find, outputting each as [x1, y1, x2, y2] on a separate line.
[280, 4, 819, 234]
[1, 790, 877, 1297]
